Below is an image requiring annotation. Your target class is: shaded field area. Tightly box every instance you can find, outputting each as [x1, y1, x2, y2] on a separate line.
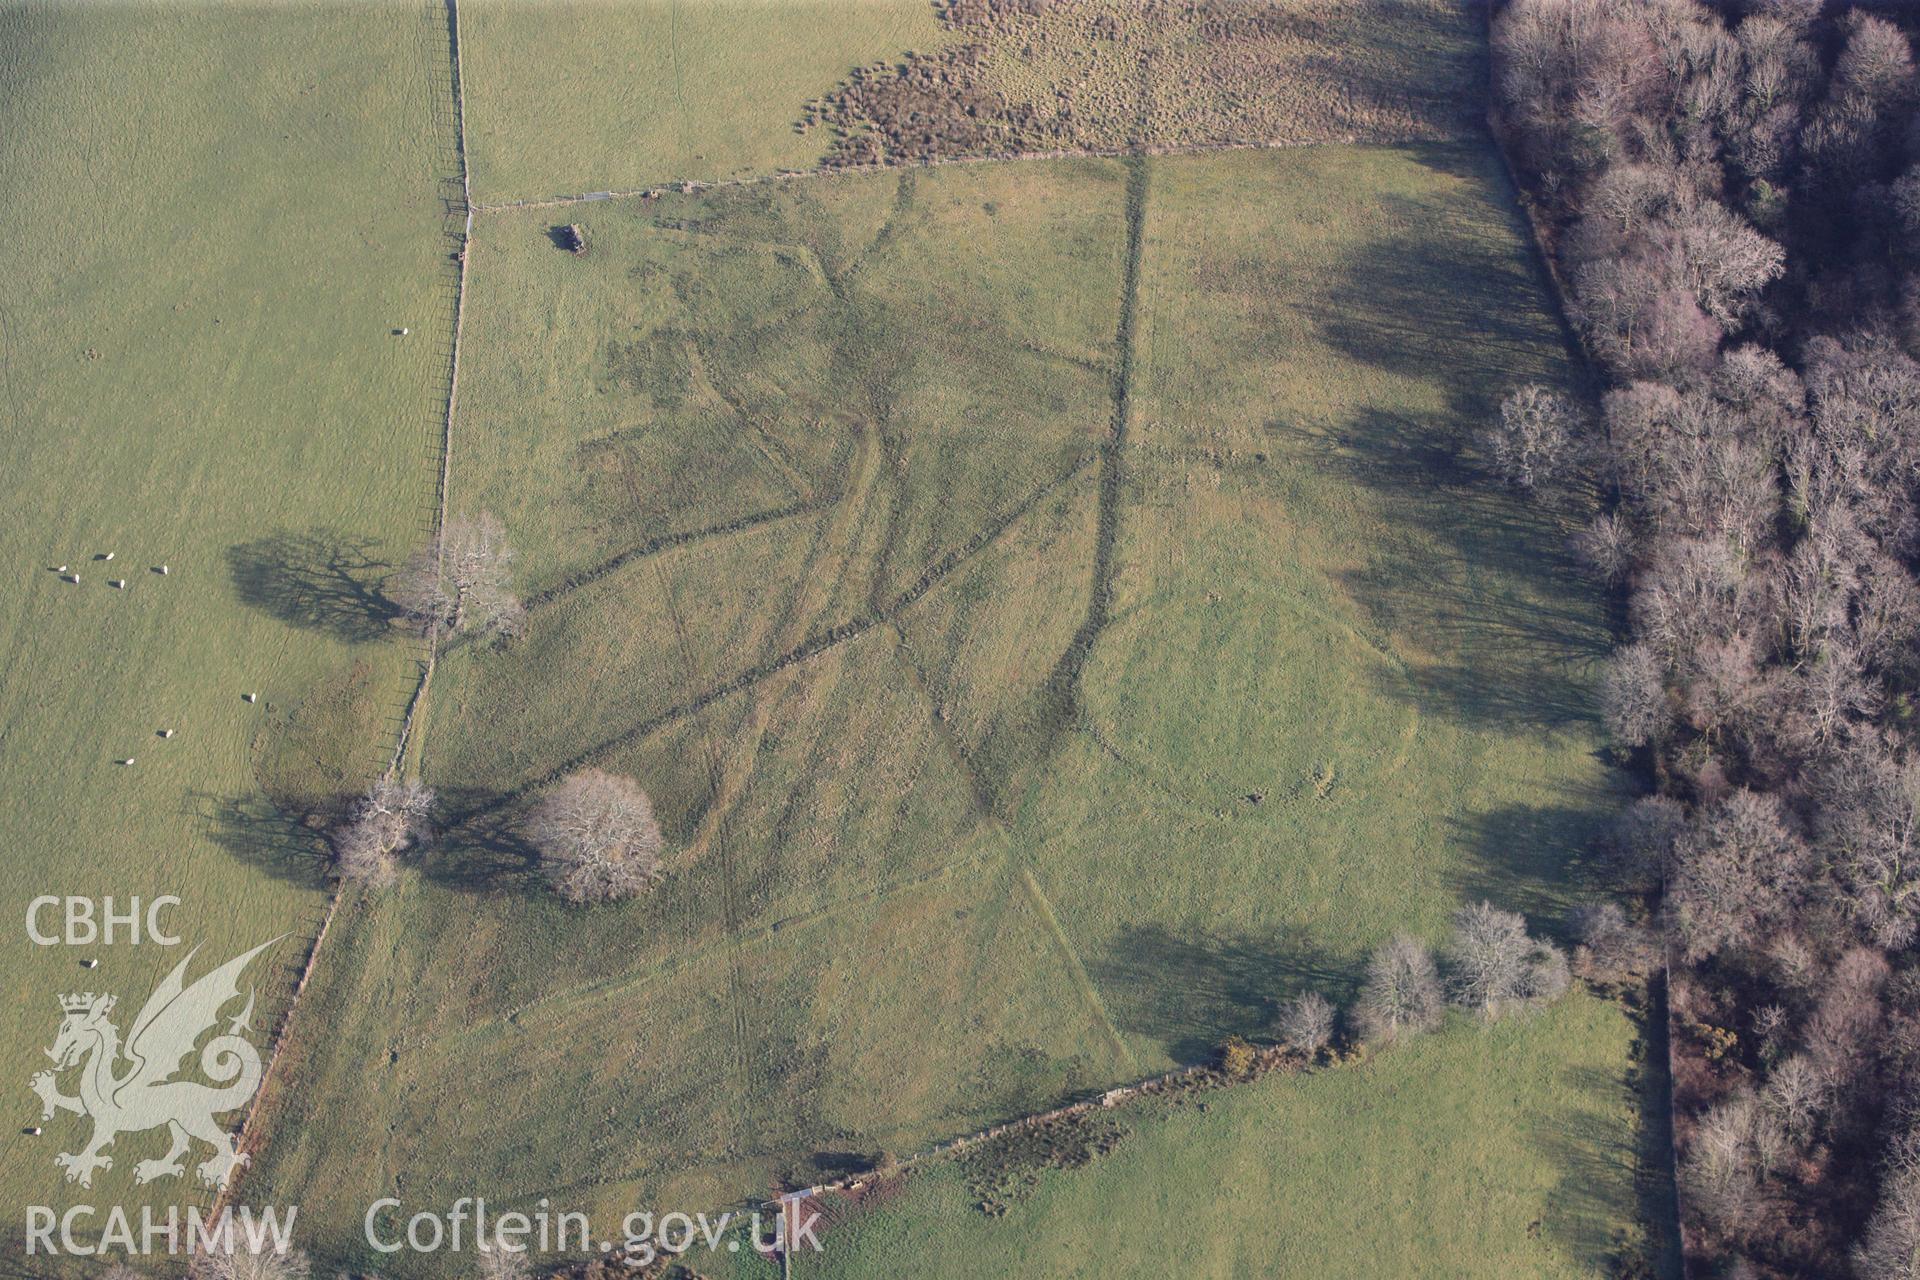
[246, 142, 1644, 1273]
[460, 0, 951, 202]
[0, 0, 450, 1228]
[756, 998, 1649, 1279]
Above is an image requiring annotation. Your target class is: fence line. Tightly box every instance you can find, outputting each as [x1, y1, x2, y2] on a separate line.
[211, 0, 474, 1223]
[468, 133, 1422, 214]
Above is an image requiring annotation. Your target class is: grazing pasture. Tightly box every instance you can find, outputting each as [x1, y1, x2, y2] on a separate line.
[763, 997, 1658, 1280]
[0, 0, 450, 1228]
[246, 141, 1646, 1271]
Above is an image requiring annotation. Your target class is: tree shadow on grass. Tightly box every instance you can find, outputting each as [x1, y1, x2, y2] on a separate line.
[1268, 173, 1610, 740]
[1531, 1059, 1685, 1279]
[225, 528, 399, 643]
[1269, 408, 1611, 736]
[1089, 924, 1347, 1065]
[1441, 793, 1622, 932]
[193, 790, 333, 890]
[416, 788, 547, 894]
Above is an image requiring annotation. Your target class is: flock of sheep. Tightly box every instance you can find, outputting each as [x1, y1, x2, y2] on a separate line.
[47, 553, 257, 765]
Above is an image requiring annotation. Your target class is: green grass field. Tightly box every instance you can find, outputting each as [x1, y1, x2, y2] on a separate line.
[0, 4, 1667, 1276]
[0, 0, 451, 1232]
[244, 141, 1646, 1272]
[461, 0, 949, 203]
[759, 999, 1652, 1279]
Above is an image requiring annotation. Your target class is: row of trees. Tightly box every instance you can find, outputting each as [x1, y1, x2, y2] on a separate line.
[331, 766, 665, 904]
[329, 511, 667, 904]
[1270, 902, 1605, 1059]
[1492, 0, 1920, 1273]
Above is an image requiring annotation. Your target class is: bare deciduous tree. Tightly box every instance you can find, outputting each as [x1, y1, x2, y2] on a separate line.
[1818, 750, 1920, 949]
[1570, 900, 1659, 983]
[1607, 793, 1686, 891]
[1762, 1054, 1829, 1144]
[330, 776, 435, 888]
[1855, 1156, 1920, 1280]
[189, 1242, 310, 1280]
[1437, 903, 1574, 1018]
[1667, 789, 1809, 962]
[1683, 1090, 1767, 1236]
[526, 768, 665, 904]
[1602, 643, 1670, 747]
[1276, 992, 1335, 1057]
[1667, 200, 1787, 329]
[1571, 511, 1635, 583]
[1484, 385, 1583, 492]
[1355, 934, 1442, 1044]
[392, 512, 525, 640]
[475, 1246, 532, 1280]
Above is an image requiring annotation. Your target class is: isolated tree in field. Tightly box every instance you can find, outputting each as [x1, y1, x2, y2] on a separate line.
[1601, 643, 1669, 748]
[526, 768, 665, 904]
[1483, 385, 1582, 491]
[392, 511, 525, 639]
[189, 1241, 310, 1280]
[1275, 992, 1335, 1057]
[1355, 934, 1442, 1043]
[330, 776, 435, 888]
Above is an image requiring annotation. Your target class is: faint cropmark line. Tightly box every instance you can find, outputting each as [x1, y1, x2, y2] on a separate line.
[30, 938, 284, 1191]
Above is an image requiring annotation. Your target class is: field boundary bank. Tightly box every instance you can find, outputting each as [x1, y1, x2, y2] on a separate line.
[217, 0, 475, 1218]
[468, 131, 1463, 214]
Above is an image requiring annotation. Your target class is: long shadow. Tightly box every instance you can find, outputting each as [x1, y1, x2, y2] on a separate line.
[193, 790, 333, 890]
[1273, 172, 1613, 737]
[1532, 1055, 1683, 1278]
[1529, 1073, 1650, 1274]
[1442, 792, 1622, 929]
[225, 528, 398, 643]
[1089, 923, 1346, 1065]
[414, 787, 546, 893]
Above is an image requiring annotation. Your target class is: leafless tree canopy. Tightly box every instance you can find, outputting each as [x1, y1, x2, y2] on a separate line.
[1355, 934, 1443, 1044]
[1275, 992, 1335, 1056]
[188, 1243, 310, 1280]
[474, 1247, 532, 1280]
[1601, 643, 1670, 748]
[1493, 0, 1920, 1263]
[1570, 901, 1659, 984]
[330, 776, 436, 888]
[391, 511, 525, 640]
[1443, 902, 1569, 1021]
[1445, 901, 1532, 1017]
[1483, 384, 1583, 491]
[525, 768, 665, 904]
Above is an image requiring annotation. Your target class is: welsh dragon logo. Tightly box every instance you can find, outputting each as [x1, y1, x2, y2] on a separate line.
[29, 939, 281, 1190]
